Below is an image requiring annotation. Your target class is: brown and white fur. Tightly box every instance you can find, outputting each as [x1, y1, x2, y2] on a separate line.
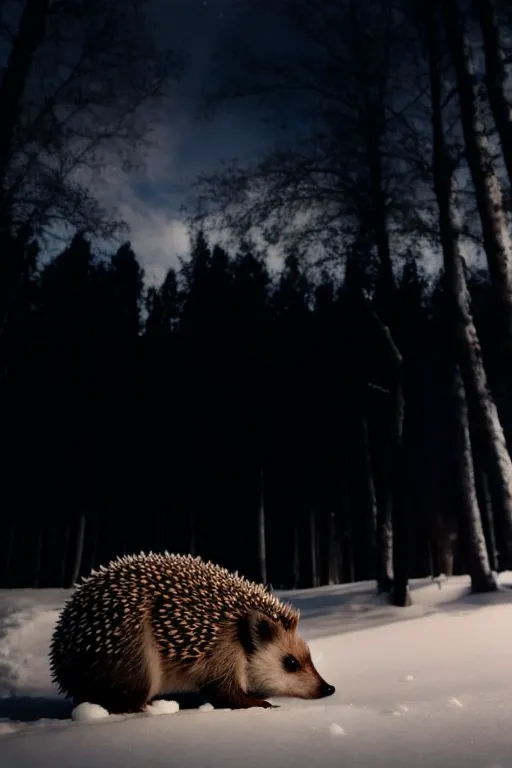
[49, 553, 335, 714]
[62, 609, 334, 714]
[154, 611, 335, 710]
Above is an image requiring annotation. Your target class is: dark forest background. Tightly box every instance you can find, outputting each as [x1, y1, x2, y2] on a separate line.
[2, 0, 512, 605]
[0, 226, 504, 592]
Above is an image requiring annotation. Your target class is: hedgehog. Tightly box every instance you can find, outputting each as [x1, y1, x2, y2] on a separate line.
[49, 552, 335, 714]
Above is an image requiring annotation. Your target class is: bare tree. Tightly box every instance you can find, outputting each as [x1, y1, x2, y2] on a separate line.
[0, 0, 182, 239]
[442, 0, 512, 346]
[194, 0, 412, 275]
[425, 0, 504, 585]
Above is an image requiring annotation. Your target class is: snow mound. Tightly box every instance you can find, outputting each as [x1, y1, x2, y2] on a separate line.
[71, 702, 110, 722]
[145, 699, 180, 716]
[0, 590, 63, 698]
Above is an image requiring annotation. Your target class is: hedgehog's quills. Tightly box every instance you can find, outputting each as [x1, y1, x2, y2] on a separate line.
[49, 552, 335, 713]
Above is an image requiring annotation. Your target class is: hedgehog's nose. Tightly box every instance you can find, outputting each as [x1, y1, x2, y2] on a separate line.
[320, 682, 335, 698]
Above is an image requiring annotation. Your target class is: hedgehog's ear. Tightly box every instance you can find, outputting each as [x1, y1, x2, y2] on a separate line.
[238, 611, 277, 654]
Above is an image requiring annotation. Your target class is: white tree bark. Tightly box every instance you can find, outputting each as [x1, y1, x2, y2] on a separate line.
[453, 366, 498, 591]
[442, 0, 512, 342]
[427, 1, 512, 571]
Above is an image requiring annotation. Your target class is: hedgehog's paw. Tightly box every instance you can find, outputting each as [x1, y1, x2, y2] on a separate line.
[260, 700, 278, 709]
[202, 683, 276, 711]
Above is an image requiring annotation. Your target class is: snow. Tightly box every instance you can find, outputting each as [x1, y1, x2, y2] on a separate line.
[71, 702, 110, 722]
[1, 574, 512, 766]
[144, 699, 180, 717]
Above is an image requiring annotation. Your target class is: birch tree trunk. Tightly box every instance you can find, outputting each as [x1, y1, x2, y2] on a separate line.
[427, 2, 512, 573]
[257, 468, 267, 585]
[477, 0, 512, 187]
[442, 0, 512, 343]
[453, 366, 498, 591]
[474, 464, 499, 573]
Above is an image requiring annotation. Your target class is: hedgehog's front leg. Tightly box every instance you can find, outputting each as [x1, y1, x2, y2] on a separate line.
[201, 681, 276, 710]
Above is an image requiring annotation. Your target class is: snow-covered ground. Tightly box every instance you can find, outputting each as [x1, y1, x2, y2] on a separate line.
[2, 573, 512, 767]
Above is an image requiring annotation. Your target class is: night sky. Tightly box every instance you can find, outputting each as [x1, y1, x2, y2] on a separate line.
[112, 0, 284, 284]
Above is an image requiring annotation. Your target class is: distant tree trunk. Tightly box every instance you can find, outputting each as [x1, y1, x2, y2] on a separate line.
[442, 0, 512, 345]
[0, 0, 50, 208]
[69, 513, 86, 586]
[60, 518, 70, 587]
[257, 467, 267, 584]
[293, 524, 300, 588]
[376, 484, 394, 591]
[361, 399, 378, 579]
[438, 524, 455, 577]
[474, 464, 499, 573]
[33, 525, 43, 588]
[369, 309, 407, 603]
[370, 313, 409, 607]
[89, 514, 100, 571]
[369, 157, 400, 597]
[327, 510, 341, 584]
[310, 508, 319, 587]
[431, 514, 456, 577]
[344, 529, 355, 583]
[428, 2, 512, 568]
[477, 0, 512, 188]
[453, 366, 498, 591]
[389, 366, 410, 607]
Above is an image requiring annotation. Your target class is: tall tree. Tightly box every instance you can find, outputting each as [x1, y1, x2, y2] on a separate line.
[442, 0, 512, 349]
[425, 0, 503, 585]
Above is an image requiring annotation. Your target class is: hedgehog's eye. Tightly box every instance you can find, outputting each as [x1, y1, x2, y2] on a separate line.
[283, 655, 300, 673]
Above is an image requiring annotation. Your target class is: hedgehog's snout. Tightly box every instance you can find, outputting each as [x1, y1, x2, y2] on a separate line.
[316, 679, 336, 698]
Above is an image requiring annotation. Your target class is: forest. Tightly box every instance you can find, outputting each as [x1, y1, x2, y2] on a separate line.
[1, 0, 512, 607]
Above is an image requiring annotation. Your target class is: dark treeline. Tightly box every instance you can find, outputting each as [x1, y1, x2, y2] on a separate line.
[0, 226, 506, 591]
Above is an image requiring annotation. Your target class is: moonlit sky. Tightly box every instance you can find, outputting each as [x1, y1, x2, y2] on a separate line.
[105, 0, 286, 285]
[31, 0, 496, 284]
